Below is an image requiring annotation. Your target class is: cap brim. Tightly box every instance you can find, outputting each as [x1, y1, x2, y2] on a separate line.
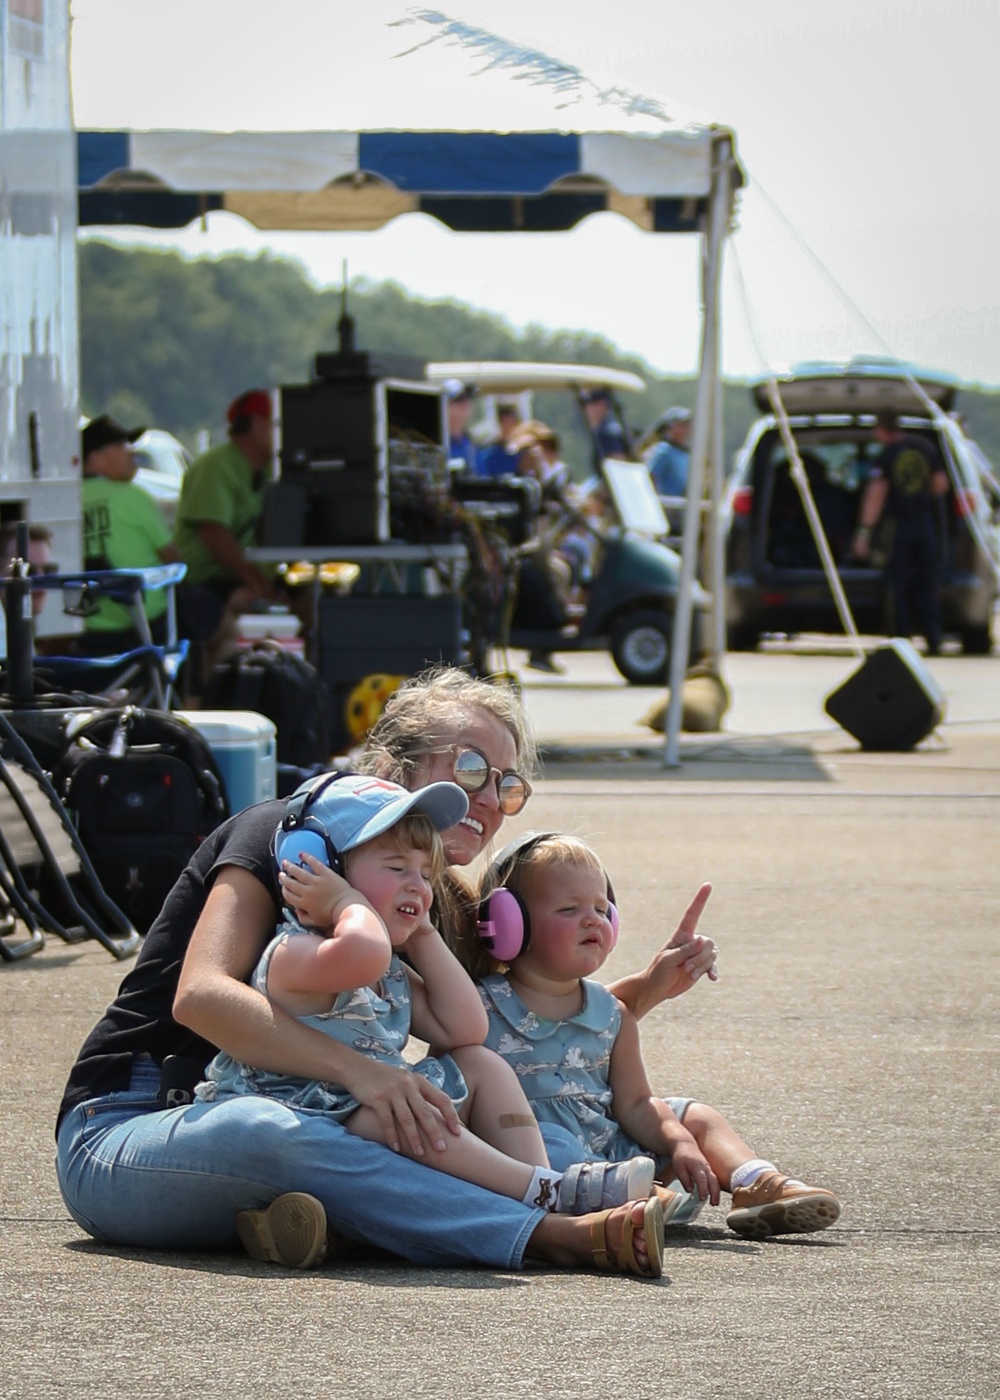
[343, 781, 469, 852]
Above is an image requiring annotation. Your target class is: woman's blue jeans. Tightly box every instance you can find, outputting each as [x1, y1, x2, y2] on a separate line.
[56, 1062, 543, 1267]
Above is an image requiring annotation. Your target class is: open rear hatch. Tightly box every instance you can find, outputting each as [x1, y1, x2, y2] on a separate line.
[753, 359, 958, 417]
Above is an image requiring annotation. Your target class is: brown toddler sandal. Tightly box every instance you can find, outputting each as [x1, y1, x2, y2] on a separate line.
[236, 1191, 329, 1268]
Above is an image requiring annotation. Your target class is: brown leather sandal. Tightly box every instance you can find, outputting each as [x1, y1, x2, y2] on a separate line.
[589, 1196, 665, 1279]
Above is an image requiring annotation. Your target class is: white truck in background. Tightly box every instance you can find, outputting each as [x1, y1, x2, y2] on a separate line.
[1, 1, 82, 645]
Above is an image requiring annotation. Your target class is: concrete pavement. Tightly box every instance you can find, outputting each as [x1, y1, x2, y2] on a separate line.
[2, 650, 998, 1398]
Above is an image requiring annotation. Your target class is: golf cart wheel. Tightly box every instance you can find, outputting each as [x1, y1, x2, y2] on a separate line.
[610, 610, 672, 686]
[959, 624, 993, 656]
[726, 621, 759, 652]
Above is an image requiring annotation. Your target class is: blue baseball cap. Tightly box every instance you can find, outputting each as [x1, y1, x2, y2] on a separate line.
[274, 772, 469, 869]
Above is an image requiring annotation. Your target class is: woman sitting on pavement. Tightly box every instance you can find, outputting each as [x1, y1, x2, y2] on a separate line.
[55, 666, 716, 1274]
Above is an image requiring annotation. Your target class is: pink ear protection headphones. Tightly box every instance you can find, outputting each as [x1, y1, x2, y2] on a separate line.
[476, 831, 619, 963]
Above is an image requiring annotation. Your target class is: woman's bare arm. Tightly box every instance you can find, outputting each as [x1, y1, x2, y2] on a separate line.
[172, 866, 462, 1153]
[607, 883, 718, 1020]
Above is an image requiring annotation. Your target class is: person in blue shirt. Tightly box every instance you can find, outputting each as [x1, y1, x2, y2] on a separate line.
[476, 403, 522, 478]
[646, 407, 692, 499]
[443, 379, 478, 474]
[646, 407, 693, 533]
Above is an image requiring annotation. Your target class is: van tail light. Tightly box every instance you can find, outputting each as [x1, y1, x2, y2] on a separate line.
[731, 485, 754, 517]
[952, 488, 979, 518]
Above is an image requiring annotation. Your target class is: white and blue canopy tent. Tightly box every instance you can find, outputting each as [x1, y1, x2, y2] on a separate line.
[73, 18, 744, 765]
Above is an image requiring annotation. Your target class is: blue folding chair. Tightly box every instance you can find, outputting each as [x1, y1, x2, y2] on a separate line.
[26, 564, 190, 709]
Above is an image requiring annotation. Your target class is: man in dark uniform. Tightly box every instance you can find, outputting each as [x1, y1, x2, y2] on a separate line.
[579, 387, 629, 472]
[852, 412, 949, 654]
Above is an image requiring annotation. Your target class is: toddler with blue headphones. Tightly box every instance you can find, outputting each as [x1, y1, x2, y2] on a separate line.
[198, 775, 671, 1273]
[476, 832, 842, 1241]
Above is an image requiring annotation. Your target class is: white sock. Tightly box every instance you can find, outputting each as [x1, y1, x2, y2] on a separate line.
[729, 1158, 777, 1192]
[521, 1166, 563, 1211]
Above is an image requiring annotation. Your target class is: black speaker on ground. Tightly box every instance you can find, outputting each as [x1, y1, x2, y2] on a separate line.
[823, 639, 946, 751]
[316, 594, 463, 751]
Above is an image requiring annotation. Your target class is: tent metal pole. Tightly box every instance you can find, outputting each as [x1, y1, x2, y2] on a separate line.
[709, 347, 727, 662]
[664, 135, 732, 767]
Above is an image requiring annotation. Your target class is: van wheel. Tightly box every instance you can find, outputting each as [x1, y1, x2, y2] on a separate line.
[727, 622, 758, 652]
[610, 610, 672, 685]
[959, 624, 993, 656]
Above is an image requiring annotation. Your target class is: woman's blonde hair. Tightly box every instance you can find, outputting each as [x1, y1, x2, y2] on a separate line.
[357, 667, 537, 967]
[357, 665, 537, 785]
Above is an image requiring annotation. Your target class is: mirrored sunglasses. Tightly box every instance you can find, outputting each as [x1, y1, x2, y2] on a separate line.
[447, 746, 532, 815]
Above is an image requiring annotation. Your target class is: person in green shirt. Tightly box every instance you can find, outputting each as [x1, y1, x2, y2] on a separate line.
[81, 414, 173, 641]
[80, 414, 223, 654]
[173, 389, 276, 612]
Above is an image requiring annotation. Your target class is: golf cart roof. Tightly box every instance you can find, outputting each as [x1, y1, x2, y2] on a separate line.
[753, 357, 959, 416]
[427, 361, 646, 395]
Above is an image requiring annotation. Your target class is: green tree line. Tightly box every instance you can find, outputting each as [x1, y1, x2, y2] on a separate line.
[79, 239, 1000, 476]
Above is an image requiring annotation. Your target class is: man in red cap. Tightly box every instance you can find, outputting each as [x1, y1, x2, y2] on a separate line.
[173, 389, 276, 612]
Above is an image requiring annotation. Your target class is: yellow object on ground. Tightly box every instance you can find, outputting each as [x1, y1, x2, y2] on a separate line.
[346, 673, 408, 743]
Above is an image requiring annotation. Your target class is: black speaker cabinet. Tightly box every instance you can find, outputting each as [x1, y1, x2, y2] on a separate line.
[823, 639, 946, 750]
[317, 593, 463, 750]
[276, 377, 445, 547]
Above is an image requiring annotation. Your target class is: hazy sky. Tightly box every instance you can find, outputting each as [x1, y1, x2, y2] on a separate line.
[70, 0, 1000, 386]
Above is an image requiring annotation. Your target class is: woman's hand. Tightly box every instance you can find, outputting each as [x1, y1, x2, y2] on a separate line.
[608, 883, 719, 1021]
[343, 1054, 463, 1156]
[647, 883, 719, 999]
[279, 853, 352, 929]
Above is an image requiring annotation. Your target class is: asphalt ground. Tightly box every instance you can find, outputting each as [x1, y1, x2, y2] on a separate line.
[2, 647, 998, 1399]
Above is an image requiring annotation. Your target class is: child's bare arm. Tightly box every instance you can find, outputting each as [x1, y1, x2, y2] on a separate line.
[608, 1005, 720, 1203]
[268, 894, 392, 1004]
[279, 852, 352, 929]
[404, 923, 489, 1049]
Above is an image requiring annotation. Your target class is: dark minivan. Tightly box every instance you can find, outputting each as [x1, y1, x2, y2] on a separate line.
[724, 359, 999, 654]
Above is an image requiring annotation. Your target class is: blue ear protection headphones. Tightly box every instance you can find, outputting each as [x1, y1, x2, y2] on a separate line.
[476, 832, 619, 963]
[273, 772, 345, 875]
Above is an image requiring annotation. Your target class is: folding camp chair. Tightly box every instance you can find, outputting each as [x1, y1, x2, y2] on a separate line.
[27, 564, 190, 710]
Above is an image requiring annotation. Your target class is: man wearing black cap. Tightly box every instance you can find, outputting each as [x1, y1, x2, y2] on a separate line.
[173, 389, 275, 611]
[80, 414, 224, 656]
[580, 387, 628, 472]
[81, 414, 174, 643]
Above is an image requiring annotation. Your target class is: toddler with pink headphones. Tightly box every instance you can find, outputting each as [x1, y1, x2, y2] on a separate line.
[199, 776, 670, 1274]
[476, 832, 842, 1240]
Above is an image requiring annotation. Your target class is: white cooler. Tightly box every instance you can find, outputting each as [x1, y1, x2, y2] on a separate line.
[176, 709, 278, 815]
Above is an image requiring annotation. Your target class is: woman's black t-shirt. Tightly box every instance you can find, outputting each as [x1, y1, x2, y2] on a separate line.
[55, 799, 286, 1131]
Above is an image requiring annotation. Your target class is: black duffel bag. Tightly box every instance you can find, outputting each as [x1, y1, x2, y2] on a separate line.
[54, 706, 230, 934]
[202, 641, 332, 769]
